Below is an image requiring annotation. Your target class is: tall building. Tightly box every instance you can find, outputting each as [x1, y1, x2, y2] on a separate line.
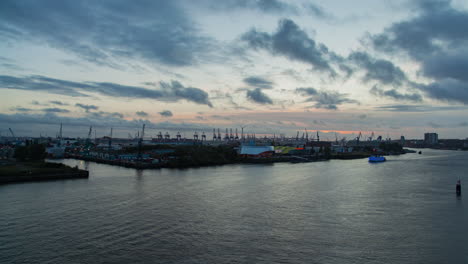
[424, 133, 438, 145]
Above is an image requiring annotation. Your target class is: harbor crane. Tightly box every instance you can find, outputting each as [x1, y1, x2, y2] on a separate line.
[8, 128, 15, 138]
[356, 132, 362, 145]
[137, 124, 145, 160]
[241, 126, 247, 142]
[316, 131, 320, 142]
[201, 132, 206, 141]
[58, 123, 63, 146]
[108, 128, 113, 151]
[86, 126, 93, 146]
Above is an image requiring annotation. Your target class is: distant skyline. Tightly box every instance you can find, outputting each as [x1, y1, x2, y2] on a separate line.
[1, 0, 468, 139]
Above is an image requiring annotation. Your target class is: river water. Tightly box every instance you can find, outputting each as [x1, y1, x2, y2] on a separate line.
[1, 149, 467, 263]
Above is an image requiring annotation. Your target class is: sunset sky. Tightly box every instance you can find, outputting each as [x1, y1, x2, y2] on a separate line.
[1, 0, 468, 139]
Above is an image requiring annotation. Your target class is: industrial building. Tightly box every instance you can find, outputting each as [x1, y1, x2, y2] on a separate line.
[424, 133, 438, 145]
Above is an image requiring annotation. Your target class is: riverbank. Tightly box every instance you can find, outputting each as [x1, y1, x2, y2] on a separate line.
[0, 161, 89, 184]
[64, 149, 409, 170]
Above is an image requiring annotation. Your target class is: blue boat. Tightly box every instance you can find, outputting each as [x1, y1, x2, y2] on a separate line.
[369, 156, 386, 162]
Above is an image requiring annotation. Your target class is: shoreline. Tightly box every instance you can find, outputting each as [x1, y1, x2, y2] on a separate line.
[62, 150, 408, 170]
[0, 161, 89, 184]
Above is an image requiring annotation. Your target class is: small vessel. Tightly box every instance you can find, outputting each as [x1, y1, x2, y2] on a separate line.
[456, 179, 461, 195]
[368, 155, 386, 162]
[418, 151, 422, 154]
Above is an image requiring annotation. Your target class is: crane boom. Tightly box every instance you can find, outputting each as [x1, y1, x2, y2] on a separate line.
[8, 128, 15, 138]
[87, 126, 92, 139]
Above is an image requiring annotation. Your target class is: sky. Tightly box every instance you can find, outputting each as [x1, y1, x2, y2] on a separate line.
[1, 0, 468, 139]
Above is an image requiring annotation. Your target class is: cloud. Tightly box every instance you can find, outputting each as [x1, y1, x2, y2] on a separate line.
[296, 88, 358, 110]
[42, 107, 70, 113]
[0, 0, 212, 67]
[49, 100, 68, 106]
[203, 0, 331, 18]
[10, 106, 31, 112]
[246, 88, 273, 104]
[296, 87, 318, 95]
[427, 121, 443, 128]
[159, 80, 213, 107]
[416, 78, 468, 104]
[31, 100, 44, 106]
[159, 110, 173, 117]
[243, 76, 274, 89]
[110, 112, 124, 119]
[349, 51, 408, 86]
[367, 0, 468, 104]
[0, 75, 89, 96]
[0, 75, 213, 106]
[242, 19, 337, 75]
[0, 112, 211, 137]
[87, 111, 124, 119]
[374, 104, 468, 112]
[210, 115, 232, 120]
[75, 103, 99, 112]
[421, 50, 468, 82]
[370, 85, 422, 102]
[136, 111, 148, 117]
[370, 0, 468, 60]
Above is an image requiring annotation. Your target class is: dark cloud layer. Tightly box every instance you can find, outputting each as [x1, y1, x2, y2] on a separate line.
[369, 0, 468, 104]
[348, 51, 408, 86]
[204, 0, 331, 18]
[242, 19, 337, 75]
[49, 100, 68, 106]
[159, 110, 173, 117]
[374, 104, 468, 112]
[243, 76, 274, 89]
[75, 103, 99, 112]
[296, 87, 358, 110]
[0, 0, 211, 67]
[417, 79, 468, 104]
[136, 111, 149, 117]
[370, 85, 422, 102]
[0, 75, 213, 106]
[10, 107, 31, 112]
[370, 0, 468, 60]
[42, 107, 70, 113]
[247, 88, 273, 104]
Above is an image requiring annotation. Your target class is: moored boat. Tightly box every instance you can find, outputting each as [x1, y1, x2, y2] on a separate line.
[368, 155, 386, 162]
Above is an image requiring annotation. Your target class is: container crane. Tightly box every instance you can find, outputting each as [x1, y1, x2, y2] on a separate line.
[8, 128, 15, 138]
[356, 132, 362, 145]
[137, 124, 145, 160]
[108, 128, 113, 151]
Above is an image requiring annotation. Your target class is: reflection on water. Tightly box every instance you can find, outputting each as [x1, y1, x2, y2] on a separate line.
[1, 149, 467, 264]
